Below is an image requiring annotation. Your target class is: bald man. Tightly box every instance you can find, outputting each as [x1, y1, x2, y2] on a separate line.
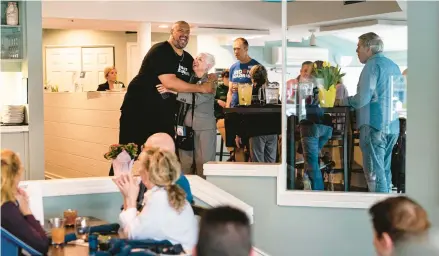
[136, 133, 193, 207]
[112, 21, 214, 176]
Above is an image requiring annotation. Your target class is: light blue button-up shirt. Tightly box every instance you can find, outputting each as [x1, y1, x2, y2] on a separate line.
[342, 53, 401, 134]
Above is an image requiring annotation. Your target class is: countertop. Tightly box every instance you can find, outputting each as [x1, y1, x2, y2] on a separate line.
[0, 125, 29, 133]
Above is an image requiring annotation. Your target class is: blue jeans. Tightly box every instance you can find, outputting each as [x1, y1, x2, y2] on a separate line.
[300, 123, 333, 190]
[359, 125, 399, 193]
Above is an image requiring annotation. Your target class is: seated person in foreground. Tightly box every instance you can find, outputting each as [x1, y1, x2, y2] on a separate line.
[114, 147, 198, 252]
[135, 133, 193, 207]
[194, 206, 253, 256]
[369, 196, 430, 256]
[1, 149, 50, 254]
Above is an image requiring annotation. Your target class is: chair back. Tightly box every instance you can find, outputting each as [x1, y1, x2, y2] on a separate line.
[320, 107, 350, 139]
[102, 238, 183, 255]
[1, 227, 42, 256]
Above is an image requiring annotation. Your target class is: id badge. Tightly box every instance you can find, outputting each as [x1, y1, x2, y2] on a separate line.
[176, 125, 186, 136]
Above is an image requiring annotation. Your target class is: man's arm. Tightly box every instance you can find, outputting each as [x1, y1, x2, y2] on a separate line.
[177, 92, 214, 106]
[225, 84, 233, 108]
[158, 74, 214, 93]
[341, 64, 377, 109]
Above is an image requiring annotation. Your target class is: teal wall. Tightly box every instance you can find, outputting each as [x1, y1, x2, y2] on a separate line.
[207, 176, 373, 256]
[43, 193, 123, 223]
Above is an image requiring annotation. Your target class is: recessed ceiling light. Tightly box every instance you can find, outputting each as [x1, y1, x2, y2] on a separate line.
[158, 25, 168, 28]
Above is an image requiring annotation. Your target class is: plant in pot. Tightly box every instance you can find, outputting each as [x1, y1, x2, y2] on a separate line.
[104, 143, 138, 176]
[313, 61, 346, 107]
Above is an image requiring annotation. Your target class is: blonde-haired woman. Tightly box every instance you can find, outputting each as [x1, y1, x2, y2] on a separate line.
[114, 147, 197, 252]
[1, 149, 49, 254]
[97, 66, 125, 91]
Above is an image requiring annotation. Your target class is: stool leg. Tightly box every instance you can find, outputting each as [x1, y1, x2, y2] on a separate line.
[220, 135, 224, 161]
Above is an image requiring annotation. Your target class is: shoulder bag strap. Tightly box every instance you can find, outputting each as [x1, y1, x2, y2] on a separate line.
[191, 93, 196, 172]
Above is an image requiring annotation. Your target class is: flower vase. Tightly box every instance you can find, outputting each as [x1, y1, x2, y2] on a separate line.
[112, 159, 134, 176]
[318, 85, 337, 107]
[112, 149, 135, 176]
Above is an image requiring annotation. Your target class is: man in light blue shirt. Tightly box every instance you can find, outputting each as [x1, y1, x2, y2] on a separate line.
[339, 32, 401, 193]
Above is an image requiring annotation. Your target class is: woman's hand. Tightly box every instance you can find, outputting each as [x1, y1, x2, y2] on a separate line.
[113, 174, 139, 209]
[207, 73, 217, 82]
[114, 174, 139, 198]
[156, 84, 177, 95]
[156, 84, 169, 94]
[231, 83, 238, 93]
[16, 189, 32, 216]
[217, 100, 226, 108]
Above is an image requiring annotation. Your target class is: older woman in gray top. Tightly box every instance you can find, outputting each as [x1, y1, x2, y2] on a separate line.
[157, 53, 217, 177]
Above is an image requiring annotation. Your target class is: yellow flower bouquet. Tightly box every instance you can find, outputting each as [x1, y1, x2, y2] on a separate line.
[313, 61, 345, 107]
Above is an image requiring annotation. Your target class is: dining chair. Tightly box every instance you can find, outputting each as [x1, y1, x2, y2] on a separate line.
[1, 227, 42, 256]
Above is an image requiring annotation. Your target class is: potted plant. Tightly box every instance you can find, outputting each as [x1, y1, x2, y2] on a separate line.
[104, 143, 138, 176]
[313, 61, 346, 107]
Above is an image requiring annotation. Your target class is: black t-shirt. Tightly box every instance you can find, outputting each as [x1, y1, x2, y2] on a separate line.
[121, 41, 194, 123]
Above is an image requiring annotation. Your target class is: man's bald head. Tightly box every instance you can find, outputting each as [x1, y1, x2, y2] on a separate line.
[169, 21, 190, 50]
[144, 133, 175, 153]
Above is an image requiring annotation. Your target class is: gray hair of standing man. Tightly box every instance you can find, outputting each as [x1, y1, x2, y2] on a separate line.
[199, 52, 216, 72]
[358, 32, 384, 54]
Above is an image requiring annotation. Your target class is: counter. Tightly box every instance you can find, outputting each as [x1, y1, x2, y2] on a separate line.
[0, 125, 29, 133]
[44, 92, 126, 178]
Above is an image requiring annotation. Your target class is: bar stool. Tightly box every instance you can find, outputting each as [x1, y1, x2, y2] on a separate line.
[288, 107, 351, 191]
[321, 107, 351, 191]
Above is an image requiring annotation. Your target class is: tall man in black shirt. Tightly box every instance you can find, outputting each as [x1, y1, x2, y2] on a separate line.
[110, 21, 214, 176]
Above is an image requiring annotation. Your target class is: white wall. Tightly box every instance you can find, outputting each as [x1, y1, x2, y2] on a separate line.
[42, 29, 198, 85]
[0, 72, 26, 106]
[196, 36, 235, 69]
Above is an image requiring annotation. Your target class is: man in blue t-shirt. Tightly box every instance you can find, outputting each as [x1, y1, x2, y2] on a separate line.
[225, 38, 260, 162]
[226, 37, 260, 108]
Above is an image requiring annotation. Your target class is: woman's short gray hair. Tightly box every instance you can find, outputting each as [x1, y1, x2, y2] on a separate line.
[358, 32, 384, 54]
[199, 52, 216, 71]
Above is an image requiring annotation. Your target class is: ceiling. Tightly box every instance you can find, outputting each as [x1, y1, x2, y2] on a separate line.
[42, 18, 176, 33]
[41, 1, 407, 46]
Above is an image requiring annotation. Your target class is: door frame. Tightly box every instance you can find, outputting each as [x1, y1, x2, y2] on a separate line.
[126, 42, 138, 83]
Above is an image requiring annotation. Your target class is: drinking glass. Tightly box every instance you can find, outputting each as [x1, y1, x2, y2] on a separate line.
[63, 209, 77, 227]
[114, 82, 121, 91]
[48, 218, 66, 247]
[75, 217, 90, 241]
[237, 83, 252, 106]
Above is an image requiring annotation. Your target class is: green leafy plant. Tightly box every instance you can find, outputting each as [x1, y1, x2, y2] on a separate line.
[104, 143, 138, 160]
[313, 61, 346, 90]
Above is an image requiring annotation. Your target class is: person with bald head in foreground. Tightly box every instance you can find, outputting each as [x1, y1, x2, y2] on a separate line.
[136, 133, 193, 208]
[111, 21, 215, 176]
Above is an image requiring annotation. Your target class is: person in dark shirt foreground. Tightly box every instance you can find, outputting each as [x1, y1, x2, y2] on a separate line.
[1, 149, 49, 254]
[195, 206, 253, 256]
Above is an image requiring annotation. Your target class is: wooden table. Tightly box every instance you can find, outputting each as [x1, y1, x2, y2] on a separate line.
[48, 217, 116, 256]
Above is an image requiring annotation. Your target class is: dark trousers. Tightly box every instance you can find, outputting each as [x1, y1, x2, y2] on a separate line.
[109, 110, 175, 176]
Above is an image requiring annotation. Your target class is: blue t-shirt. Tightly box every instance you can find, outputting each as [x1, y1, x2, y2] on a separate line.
[176, 174, 193, 204]
[229, 59, 260, 107]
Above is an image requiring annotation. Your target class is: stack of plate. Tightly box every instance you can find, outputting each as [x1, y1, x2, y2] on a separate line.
[1, 105, 25, 124]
